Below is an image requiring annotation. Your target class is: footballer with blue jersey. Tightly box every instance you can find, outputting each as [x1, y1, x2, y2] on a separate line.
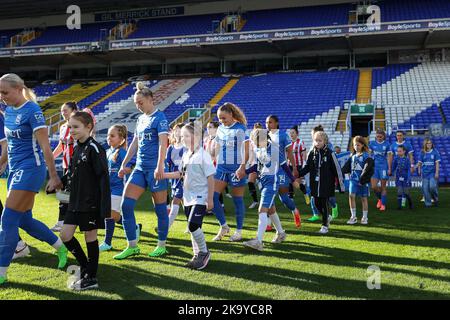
[210, 102, 250, 242]
[166, 123, 186, 231]
[243, 128, 299, 251]
[113, 82, 170, 260]
[265, 115, 301, 228]
[99, 124, 138, 252]
[389, 131, 415, 177]
[0, 74, 68, 285]
[369, 129, 390, 211]
[418, 138, 441, 207]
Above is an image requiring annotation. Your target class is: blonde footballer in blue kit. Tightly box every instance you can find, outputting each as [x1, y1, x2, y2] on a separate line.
[114, 82, 170, 260]
[0, 74, 68, 285]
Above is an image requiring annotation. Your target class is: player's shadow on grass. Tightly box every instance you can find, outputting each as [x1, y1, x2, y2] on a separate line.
[320, 228, 450, 250]
[10, 250, 266, 300]
[154, 237, 450, 292]
[202, 258, 449, 299]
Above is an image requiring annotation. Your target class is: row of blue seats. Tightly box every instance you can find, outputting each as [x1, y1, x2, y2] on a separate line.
[165, 77, 229, 124]
[372, 64, 418, 88]
[77, 82, 124, 109]
[215, 71, 358, 129]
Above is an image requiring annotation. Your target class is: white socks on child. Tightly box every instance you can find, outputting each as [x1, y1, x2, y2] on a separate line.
[270, 213, 284, 234]
[168, 204, 180, 228]
[52, 238, 63, 250]
[350, 208, 357, 218]
[190, 233, 200, 255]
[257, 213, 268, 241]
[363, 211, 368, 219]
[191, 228, 207, 253]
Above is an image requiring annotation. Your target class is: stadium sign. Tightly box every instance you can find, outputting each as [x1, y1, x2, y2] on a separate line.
[108, 18, 450, 50]
[0, 43, 91, 57]
[1, 19, 450, 58]
[94, 6, 185, 22]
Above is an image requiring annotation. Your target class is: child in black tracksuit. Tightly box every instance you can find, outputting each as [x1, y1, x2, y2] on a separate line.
[60, 111, 110, 291]
[299, 131, 344, 234]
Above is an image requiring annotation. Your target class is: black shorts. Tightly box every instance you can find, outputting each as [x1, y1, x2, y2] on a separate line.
[64, 210, 105, 232]
[184, 205, 207, 226]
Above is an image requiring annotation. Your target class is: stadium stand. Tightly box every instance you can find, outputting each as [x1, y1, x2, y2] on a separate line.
[25, 22, 117, 46]
[128, 14, 224, 39]
[164, 77, 229, 124]
[214, 70, 359, 128]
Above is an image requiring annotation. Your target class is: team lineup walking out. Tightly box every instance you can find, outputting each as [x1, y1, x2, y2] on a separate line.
[1, 70, 442, 291]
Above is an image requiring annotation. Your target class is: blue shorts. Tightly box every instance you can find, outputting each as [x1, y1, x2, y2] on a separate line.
[349, 180, 369, 197]
[258, 176, 278, 209]
[171, 179, 183, 199]
[7, 166, 46, 193]
[215, 167, 247, 188]
[373, 166, 389, 180]
[128, 169, 168, 193]
[277, 167, 290, 188]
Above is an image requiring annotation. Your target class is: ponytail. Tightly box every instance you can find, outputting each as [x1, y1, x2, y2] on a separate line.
[110, 124, 128, 162]
[23, 86, 37, 103]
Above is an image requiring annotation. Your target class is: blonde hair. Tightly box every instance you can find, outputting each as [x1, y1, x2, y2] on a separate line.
[313, 131, 329, 146]
[109, 124, 128, 162]
[218, 102, 247, 126]
[170, 123, 184, 145]
[352, 136, 369, 153]
[135, 81, 153, 98]
[422, 138, 434, 152]
[0, 73, 37, 103]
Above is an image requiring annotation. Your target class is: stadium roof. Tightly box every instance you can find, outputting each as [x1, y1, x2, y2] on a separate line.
[0, 0, 228, 19]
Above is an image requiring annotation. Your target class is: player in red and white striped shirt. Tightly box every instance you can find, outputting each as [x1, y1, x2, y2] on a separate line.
[288, 126, 310, 205]
[51, 101, 78, 232]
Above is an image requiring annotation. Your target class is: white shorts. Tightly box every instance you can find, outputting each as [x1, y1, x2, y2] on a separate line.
[111, 195, 123, 213]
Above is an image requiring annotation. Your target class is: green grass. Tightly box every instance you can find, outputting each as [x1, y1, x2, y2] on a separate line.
[0, 181, 449, 300]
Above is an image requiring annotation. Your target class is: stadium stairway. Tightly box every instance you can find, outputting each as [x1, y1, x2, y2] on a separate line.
[86, 82, 129, 110]
[336, 108, 348, 133]
[94, 79, 199, 139]
[43, 81, 112, 118]
[356, 69, 372, 104]
[209, 78, 239, 107]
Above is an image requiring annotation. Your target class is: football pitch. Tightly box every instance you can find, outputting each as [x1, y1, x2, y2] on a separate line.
[0, 181, 449, 300]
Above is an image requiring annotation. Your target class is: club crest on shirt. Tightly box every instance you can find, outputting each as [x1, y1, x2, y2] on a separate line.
[34, 113, 45, 123]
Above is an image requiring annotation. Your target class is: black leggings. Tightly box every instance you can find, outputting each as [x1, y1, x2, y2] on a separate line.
[185, 205, 206, 232]
[314, 197, 330, 226]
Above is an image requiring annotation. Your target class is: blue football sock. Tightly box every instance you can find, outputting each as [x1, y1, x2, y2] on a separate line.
[397, 195, 402, 207]
[232, 196, 245, 230]
[121, 197, 137, 242]
[155, 203, 169, 241]
[381, 194, 387, 206]
[20, 210, 58, 246]
[310, 196, 319, 215]
[116, 216, 123, 225]
[213, 192, 227, 226]
[376, 192, 382, 200]
[279, 193, 296, 211]
[104, 218, 115, 246]
[0, 208, 22, 267]
[328, 197, 337, 209]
